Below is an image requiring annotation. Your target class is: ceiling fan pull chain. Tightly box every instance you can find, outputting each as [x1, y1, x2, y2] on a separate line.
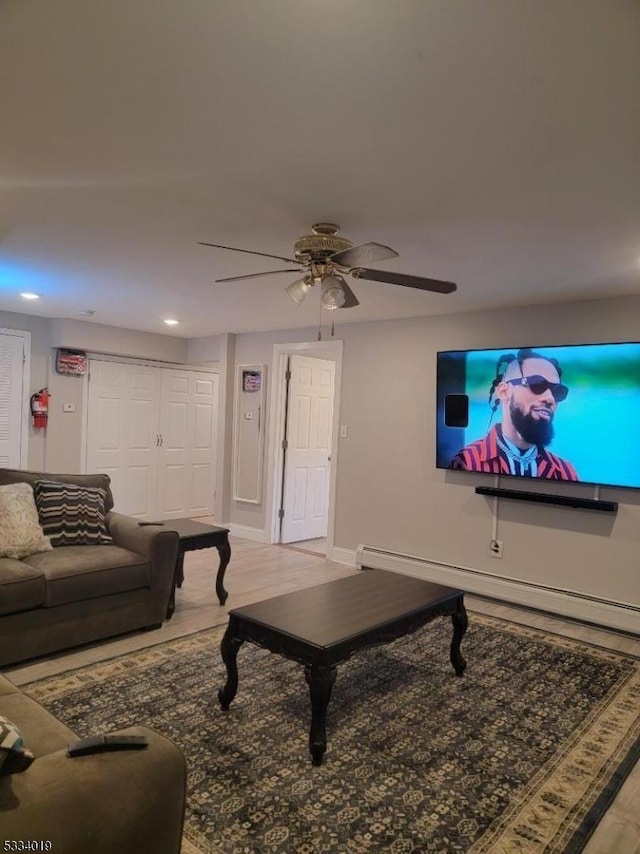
[317, 297, 323, 341]
[330, 315, 335, 337]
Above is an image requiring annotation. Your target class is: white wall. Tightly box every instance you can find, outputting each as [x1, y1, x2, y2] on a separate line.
[333, 301, 639, 605]
[50, 318, 188, 363]
[187, 334, 222, 364]
[0, 312, 193, 473]
[229, 295, 640, 619]
[3, 297, 639, 622]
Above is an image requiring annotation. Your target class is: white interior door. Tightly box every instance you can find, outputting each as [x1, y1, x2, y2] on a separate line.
[155, 370, 218, 520]
[0, 333, 26, 468]
[86, 361, 160, 517]
[281, 354, 335, 543]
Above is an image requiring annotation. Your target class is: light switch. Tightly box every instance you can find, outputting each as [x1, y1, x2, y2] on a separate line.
[63, 403, 76, 413]
[340, 424, 348, 438]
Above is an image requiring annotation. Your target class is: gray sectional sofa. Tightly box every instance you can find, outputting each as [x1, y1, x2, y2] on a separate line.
[0, 672, 186, 853]
[0, 469, 179, 668]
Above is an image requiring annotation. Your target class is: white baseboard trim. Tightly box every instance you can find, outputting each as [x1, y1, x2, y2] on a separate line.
[356, 545, 639, 634]
[227, 524, 269, 543]
[329, 547, 357, 566]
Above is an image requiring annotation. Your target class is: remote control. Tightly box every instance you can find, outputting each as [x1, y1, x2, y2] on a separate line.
[68, 734, 149, 757]
[138, 521, 164, 526]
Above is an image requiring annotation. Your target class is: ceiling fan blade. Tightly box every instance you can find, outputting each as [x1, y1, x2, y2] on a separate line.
[198, 241, 301, 265]
[330, 242, 399, 267]
[339, 279, 360, 308]
[215, 269, 302, 283]
[352, 267, 457, 294]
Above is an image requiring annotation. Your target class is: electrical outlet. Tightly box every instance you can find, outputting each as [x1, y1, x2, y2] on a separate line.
[489, 538, 503, 558]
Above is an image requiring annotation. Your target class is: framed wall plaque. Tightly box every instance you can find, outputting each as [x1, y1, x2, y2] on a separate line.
[242, 369, 262, 392]
[233, 364, 266, 503]
[55, 349, 88, 376]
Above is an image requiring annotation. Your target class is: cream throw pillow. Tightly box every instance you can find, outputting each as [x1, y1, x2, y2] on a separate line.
[0, 482, 52, 559]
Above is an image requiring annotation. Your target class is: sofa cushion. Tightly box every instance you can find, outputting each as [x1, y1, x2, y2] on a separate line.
[0, 715, 35, 775]
[0, 558, 46, 616]
[34, 480, 113, 547]
[0, 483, 52, 559]
[22, 546, 150, 607]
[0, 468, 114, 513]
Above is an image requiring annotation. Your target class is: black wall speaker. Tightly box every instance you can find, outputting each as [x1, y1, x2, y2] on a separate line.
[444, 394, 469, 428]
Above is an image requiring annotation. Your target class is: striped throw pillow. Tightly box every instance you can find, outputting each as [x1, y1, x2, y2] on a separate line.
[33, 480, 113, 547]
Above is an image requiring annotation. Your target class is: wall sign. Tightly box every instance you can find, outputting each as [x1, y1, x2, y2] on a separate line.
[242, 370, 262, 392]
[55, 349, 88, 376]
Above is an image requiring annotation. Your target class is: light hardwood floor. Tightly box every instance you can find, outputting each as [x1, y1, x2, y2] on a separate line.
[6, 529, 639, 853]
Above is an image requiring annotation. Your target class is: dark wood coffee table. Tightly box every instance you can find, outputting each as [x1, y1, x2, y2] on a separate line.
[159, 518, 231, 618]
[218, 569, 468, 765]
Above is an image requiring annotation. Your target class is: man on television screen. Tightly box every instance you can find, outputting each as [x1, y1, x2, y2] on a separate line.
[449, 349, 579, 480]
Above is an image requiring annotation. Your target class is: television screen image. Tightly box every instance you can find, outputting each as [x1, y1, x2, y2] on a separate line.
[436, 342, 640, 490]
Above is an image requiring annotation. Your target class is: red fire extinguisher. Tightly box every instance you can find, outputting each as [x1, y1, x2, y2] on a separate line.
[30, 388, 50, 429]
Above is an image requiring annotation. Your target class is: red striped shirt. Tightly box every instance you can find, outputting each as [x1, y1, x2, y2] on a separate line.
[450, 425, 579, 481]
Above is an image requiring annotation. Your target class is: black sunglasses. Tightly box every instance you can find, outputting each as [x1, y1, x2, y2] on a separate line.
[506, 375, 569, 402]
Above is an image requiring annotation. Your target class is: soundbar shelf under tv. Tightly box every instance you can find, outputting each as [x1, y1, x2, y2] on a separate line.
[475, 486, 618, 512]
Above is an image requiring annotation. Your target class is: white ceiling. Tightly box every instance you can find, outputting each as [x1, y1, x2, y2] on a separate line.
[1, 1, 639, 339]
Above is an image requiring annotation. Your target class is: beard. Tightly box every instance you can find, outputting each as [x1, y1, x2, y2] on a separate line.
[510, 401, 555, 447]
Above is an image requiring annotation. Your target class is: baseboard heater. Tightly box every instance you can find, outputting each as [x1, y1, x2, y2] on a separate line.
[356, 545, 638, 634]
[475, 486, 618, 512]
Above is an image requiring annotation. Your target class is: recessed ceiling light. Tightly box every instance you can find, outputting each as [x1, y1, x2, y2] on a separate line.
[20, 292, 41, 300]
[164, 318, 179, 326]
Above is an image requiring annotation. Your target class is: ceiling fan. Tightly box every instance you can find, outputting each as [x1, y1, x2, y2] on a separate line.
[198, 223, 457, 310]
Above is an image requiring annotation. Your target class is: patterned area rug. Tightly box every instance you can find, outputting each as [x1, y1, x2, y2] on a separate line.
[24, 614, 639, 853]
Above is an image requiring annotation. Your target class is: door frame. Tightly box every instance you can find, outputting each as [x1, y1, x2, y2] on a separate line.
[265, 340, 343, 549]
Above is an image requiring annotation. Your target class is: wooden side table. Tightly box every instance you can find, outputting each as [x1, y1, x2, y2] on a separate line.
[155, 518, 231, 618]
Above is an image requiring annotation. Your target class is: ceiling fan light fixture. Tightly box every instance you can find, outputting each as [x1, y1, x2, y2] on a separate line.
[321, 275, 346, 310]
[285, 275, 313, 305]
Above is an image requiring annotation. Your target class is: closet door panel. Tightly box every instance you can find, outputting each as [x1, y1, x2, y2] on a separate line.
[156, 370, 218, 519]
[86, 361, 160, 518]
[194, 403, 214, 447]
[164, 402, 188, 448]
[95, 397, 121, 449]
[187, 372, 218, 516]
[87, 362, 218, 522]
[127, 466, 155, 516]
[156, 372, 189, 518]
[160, 463, 187, 514]
[191, 462, 214, 514]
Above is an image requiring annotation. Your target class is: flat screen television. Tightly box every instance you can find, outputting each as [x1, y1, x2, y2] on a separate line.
[436, 342, 640, 489]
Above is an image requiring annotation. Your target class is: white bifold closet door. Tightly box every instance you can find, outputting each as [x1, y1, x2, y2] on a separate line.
[86, 361, 218, 520]
[156, 369, 219, 519]
[0, 333, 26, 469]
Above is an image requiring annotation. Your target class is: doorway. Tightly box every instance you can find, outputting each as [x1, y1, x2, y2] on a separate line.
[266, 340, 343, 557]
